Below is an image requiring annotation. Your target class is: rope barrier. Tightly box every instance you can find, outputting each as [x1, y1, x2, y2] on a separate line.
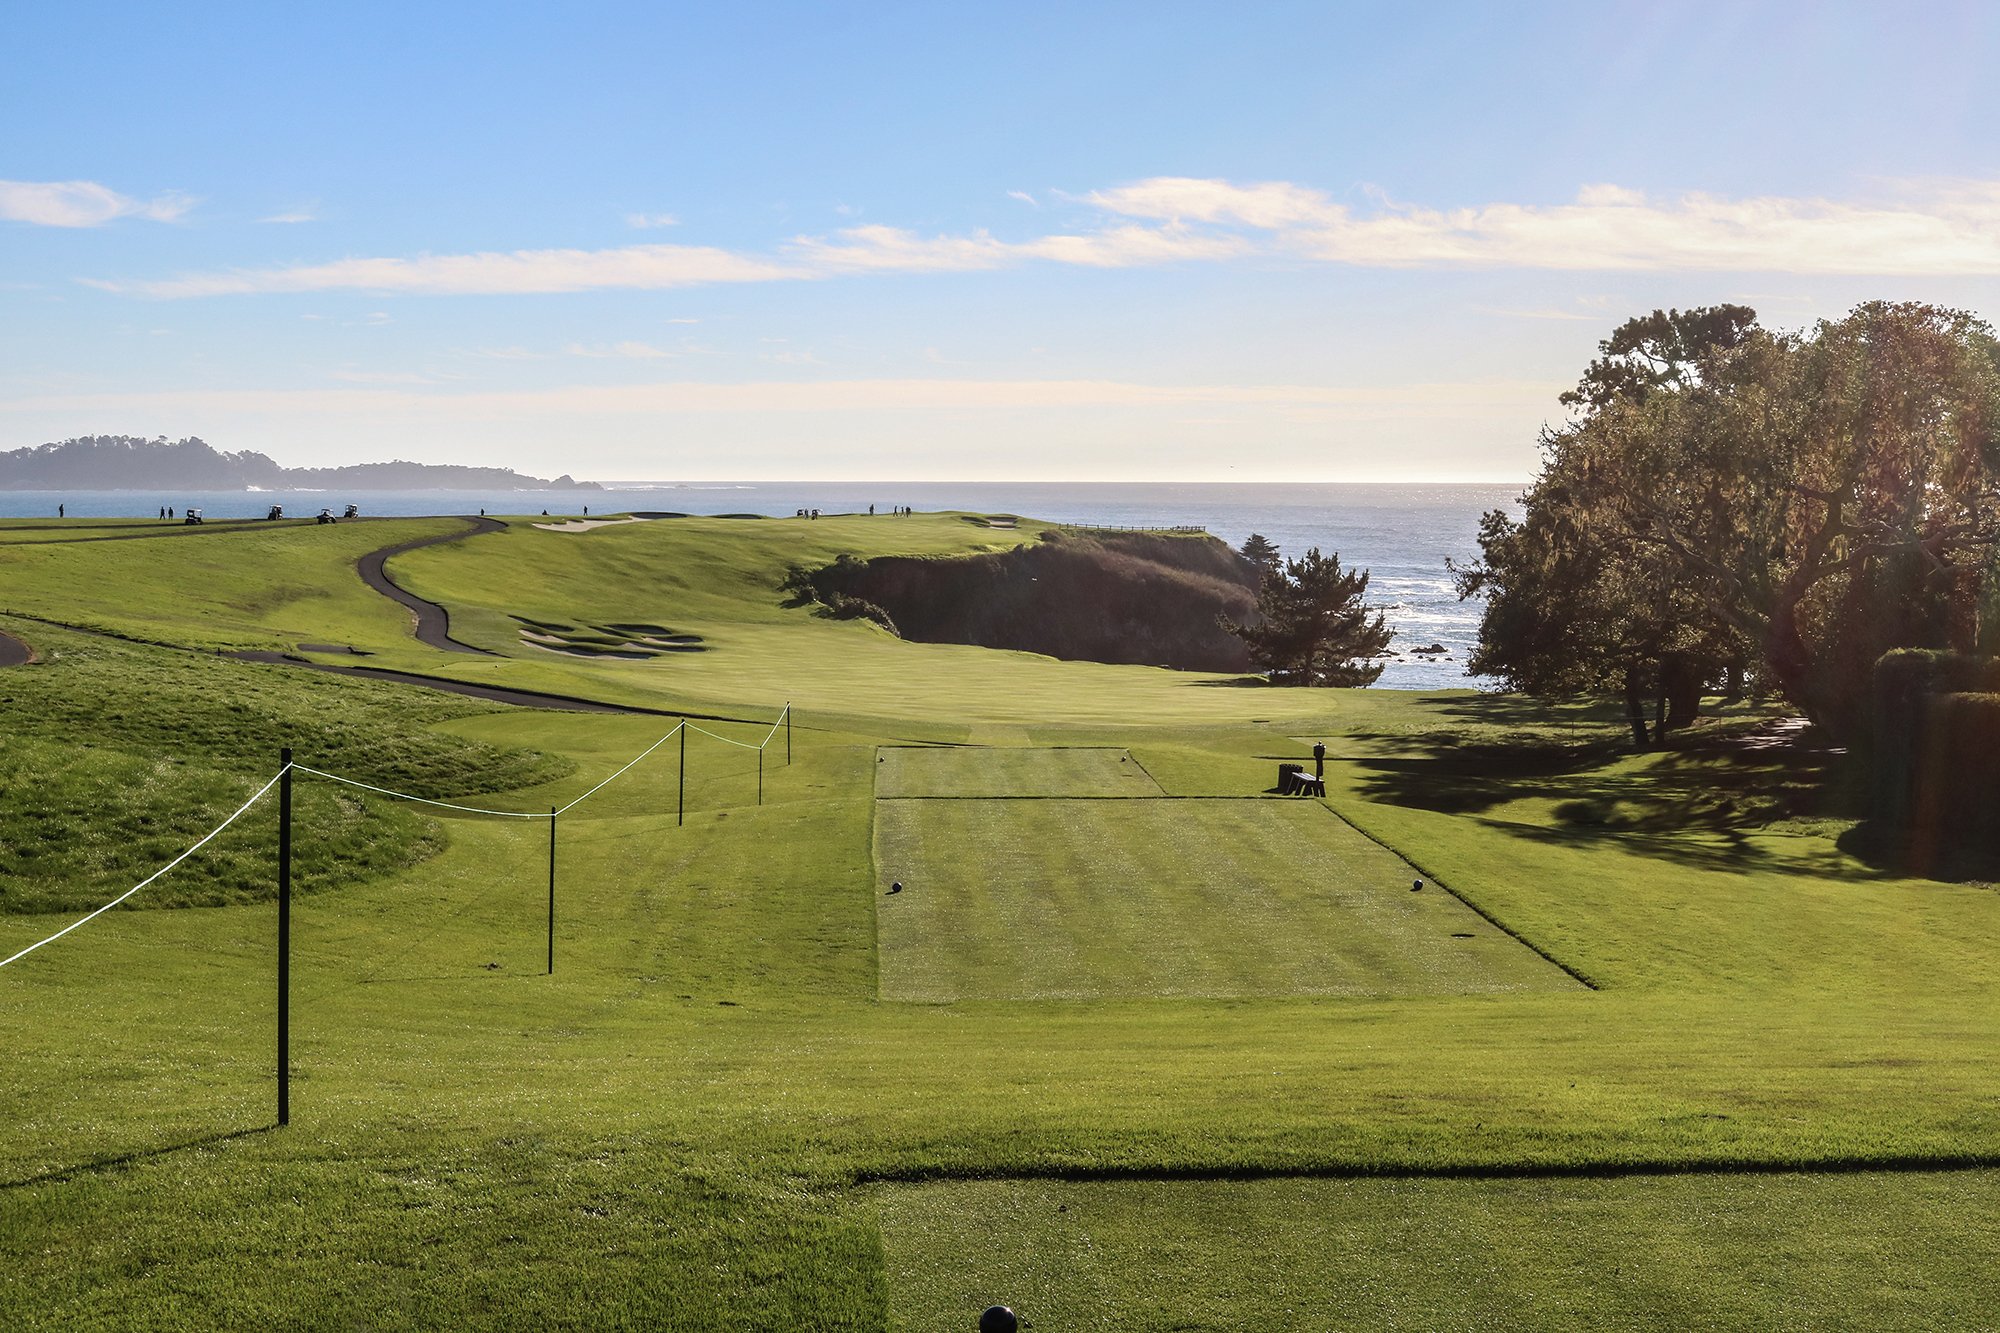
[293, 766, 555, 819]
[0, 701, 795, 969]
[686, 723, 763, 750]
[0, 767, 290, 970]
[553, 721, 686, 814]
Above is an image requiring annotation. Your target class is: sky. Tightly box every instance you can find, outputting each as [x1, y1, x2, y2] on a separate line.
[5, 0, 2000, 482]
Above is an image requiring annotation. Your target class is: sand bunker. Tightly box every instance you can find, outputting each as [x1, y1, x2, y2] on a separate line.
[511, 616, 705, 659]
[531, 517, 652, 533]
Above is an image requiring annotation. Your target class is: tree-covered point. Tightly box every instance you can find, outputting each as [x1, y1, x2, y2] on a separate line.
[1456, 300, 2000, 747]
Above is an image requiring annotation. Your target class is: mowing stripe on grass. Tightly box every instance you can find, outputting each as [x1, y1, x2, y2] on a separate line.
[874, 797, 1580, 1002]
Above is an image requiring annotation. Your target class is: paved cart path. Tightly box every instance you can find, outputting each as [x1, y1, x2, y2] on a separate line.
[355, 516, 503, 654]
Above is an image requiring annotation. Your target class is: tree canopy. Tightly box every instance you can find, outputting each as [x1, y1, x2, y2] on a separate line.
[1458, 301, 2000, 744]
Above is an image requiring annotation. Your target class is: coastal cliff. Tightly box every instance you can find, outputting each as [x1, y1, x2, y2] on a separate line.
[803, 526, 1260, 671]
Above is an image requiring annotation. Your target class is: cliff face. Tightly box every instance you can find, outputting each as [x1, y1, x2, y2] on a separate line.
[809, 528, 1260, 671]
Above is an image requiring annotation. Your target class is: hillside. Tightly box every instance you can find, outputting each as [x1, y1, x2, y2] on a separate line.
[804, 526, 1261, 671]
[0, 435, 602, 491]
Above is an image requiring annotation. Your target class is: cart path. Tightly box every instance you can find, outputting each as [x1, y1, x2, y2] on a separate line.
[356, 516, 504, 653]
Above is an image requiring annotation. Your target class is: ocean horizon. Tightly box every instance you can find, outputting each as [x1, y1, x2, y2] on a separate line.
[2, 480, 1523, 690]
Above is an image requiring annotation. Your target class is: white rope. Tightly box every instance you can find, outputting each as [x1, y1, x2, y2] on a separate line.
[0, 700, 791, 971]
[0, 767, 289, 970]
[760, 703, 790, 750]
[553, 721, 686, 814]
[687, 723, 763, 751]
[293, 766, 553, 819]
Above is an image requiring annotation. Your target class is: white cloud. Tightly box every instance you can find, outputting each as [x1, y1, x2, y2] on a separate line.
[1093, 177, 2000, 275]
[626, 212, 679, 228]
[259, 205, 319, 224]
[1085, 177, 1336, 229]
[565, 340, 679, 359]
[91, 243, 805, 297]
[789, 222, 1249, 273]
[81, 176, 2000, 298]
[0, 179, 194, 227]
[1007, 190, 1038, 206]
[328, 369, 456, 384]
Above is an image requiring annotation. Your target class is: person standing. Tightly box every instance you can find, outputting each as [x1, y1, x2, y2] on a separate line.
[58, 503, 64, 519]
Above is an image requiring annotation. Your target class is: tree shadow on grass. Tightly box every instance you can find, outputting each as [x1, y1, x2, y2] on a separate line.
[1350, 702, 1886, 879]
[1, 1124, 275, 1191]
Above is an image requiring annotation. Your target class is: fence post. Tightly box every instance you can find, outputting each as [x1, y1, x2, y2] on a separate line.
[278, 747, 292, 1128]
[758, 745, 764, 805]
[678, 723, 686, 827]
[786, 703, 791, 766]
[547, 807, 557, 975]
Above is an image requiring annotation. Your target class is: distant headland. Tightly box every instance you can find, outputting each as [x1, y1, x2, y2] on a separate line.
[0, 435, 603, 492]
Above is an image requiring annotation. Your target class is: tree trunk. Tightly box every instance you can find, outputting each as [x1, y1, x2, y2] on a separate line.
[1623, 669, 1653, 749]
[1766, 585, 1825, 731]
[1663, 652, 1704, 731]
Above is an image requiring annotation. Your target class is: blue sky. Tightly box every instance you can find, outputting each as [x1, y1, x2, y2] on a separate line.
[6, 1, 2000, 481]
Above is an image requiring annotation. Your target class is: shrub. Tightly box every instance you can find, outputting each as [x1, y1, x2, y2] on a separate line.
[821, 593, 899, 636]
[1869, 650, 2000, 822]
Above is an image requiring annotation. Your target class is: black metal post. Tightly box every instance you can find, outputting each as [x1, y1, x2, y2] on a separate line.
[758, 745, 764, 805]
[278, 747, 292, 1127]
[547, 807, 556, 975]
[785, 704, 791, 766]
[678, 723, 686, 827]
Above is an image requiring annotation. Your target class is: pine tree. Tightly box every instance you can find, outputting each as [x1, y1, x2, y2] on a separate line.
[1226, 548, 1391, 686]
[1238, 532, 1281, 582]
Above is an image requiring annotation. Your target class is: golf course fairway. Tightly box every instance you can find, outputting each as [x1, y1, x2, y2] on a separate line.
[2, 511, 1997, 1330]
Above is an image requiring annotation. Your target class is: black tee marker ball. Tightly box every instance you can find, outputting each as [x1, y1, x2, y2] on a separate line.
[1412, 879, 1423, 892]
[980, 1307, 1018, 1333]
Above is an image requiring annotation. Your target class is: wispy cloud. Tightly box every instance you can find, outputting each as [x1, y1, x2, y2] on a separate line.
[1006, 190, 1037, 207]
[565, 340, 679, 359]
[90, 243, 804, 297]
[0, 179, 194, 227]
[625, 212, 679, 228]
[328, 369, 457, 384]
[258, 205, 319, 224]
[83, 176, 2000, 297]
[1091, 177, 2000, 274]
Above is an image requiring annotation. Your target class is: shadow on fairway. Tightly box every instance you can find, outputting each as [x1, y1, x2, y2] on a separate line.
[1, 1125, 276, 1191]
[1348, 699, 1884, 880]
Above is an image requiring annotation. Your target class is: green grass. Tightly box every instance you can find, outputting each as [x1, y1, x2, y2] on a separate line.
[880, 1174, 2000, 1331]
[0, 517, 476, 650]
[1, 514, 1997, 1327]
[0, 622, 570, 912]
[874, 745, 1165, 798]
[873, 798, 1576, 1001]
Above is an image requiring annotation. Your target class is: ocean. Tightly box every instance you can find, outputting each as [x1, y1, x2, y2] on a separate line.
[1, 481, 1523, 690]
